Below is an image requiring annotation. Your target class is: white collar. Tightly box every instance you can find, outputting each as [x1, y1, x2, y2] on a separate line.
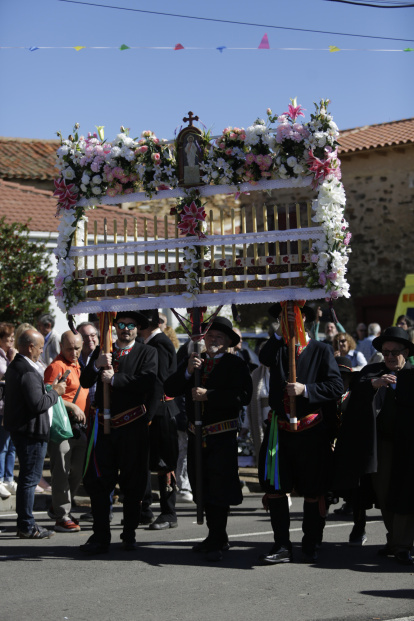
[144, 328, 162, 344]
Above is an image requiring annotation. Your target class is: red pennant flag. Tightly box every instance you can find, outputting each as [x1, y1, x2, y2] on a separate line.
[258, 33, 270, 49]
[174, 43, 184, 50]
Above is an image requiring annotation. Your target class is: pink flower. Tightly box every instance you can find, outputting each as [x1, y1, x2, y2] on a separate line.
[327, 272, 337, 282]
[219, 142, 225, 149]
[344, 232, 352, 245]
[178, 216, 198, 236]
[283, 102, 305, 122]
[124, 188, 134, 194]
[318, 272, 327, 286]
[225, 149, 233, 156]
[139, 145, 148, 154]
[245, 153, 255, 165]
[106, 188, 118, 197]
[151, 153, 161, 163]
[182, 201, 206, 221]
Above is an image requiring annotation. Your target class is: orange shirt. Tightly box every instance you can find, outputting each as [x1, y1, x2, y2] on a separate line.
[44, 354, 88, 414]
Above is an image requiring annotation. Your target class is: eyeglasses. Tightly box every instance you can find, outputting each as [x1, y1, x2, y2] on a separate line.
[117, 322, 137, 330]
[339, 339, 347, 344]
[82, 334, 97, 340]
[382, 348, 406, 357]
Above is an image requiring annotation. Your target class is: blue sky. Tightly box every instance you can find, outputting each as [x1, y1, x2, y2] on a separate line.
[1, 0, 413, 141]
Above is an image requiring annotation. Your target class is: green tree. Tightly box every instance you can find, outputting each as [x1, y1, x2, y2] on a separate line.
[0, 217, 54, 325]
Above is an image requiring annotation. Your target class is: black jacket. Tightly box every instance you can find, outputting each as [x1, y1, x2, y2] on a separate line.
[164, 352, 252, 426]
[4, 354, 59, 441]
[80, 341, 158, 419]
[259, 336, 343, 426]
[145, 332, 179, 419]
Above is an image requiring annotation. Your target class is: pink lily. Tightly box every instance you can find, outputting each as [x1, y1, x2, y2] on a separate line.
[283, 98, 305, 122]
[182, 201, 206, 222]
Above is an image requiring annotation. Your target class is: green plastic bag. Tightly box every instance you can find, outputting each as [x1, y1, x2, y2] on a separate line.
[46, 384, 73, 443]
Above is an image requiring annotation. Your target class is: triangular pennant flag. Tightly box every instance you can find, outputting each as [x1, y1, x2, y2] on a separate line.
[258, 33, 270, 49]
[74, 46, 86, 52]
[329, 46, 341, 53]
[216, 46, 226, 53]
[174, 43, 184, 50]
[119, 44, 130, 51]
[28, 46, 39, 52]
[404, 48, 414, 52]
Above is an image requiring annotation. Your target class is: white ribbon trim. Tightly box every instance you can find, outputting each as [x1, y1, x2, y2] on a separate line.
[68, 227, 323, 257]
[68, 287, 327, 314]
[76, 176, 314, 208]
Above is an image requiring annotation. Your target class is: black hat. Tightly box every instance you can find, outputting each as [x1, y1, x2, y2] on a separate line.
[268, 303, 316, 324]
[372, 326, 414, 356]
[139, 309, 162, 327]
[202, 316, 240, 347]
[115, 311, 149, 330]
[335, 356, 353, 373]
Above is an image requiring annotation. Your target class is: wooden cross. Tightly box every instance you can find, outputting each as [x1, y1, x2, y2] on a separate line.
[183, 111, 199, 127]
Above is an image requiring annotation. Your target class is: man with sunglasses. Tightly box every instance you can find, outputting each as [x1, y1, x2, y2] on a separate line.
[336, 326, 414, 565]
[80, 311, 158, 555]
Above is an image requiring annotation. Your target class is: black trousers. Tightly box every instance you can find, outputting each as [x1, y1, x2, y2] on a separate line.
[83, 419, 149, 544]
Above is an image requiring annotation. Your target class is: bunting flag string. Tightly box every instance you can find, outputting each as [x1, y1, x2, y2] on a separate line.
[2, 44, 413, 53]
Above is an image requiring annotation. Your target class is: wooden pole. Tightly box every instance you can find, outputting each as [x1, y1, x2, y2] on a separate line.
[102, 312, 112, 435]
[192, 307, 204, 525]
[287, 301, 298, 432]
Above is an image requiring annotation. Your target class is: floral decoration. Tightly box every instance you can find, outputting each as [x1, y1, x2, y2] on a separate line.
[306, 178, 351, 300]
[200, 126, 247, 186]
[53, 99, 350, 311]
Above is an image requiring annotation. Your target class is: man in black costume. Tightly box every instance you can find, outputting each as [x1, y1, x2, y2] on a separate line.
[335, 326, 414, 565]
[138, 309, 180, 530]
[164, 316, 252, 561]
[258, 303, 343, 564]
[80, 311, 157, 555]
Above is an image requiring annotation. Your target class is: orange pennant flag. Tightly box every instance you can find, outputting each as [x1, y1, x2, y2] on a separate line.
[174, 43, 184, 50]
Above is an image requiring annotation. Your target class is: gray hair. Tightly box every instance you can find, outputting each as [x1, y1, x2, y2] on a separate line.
[38, 314, 55, 328]
[368, 323, 381, 336]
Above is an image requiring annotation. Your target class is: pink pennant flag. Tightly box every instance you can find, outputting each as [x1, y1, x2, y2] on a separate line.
[174, 43, 184, 51]
[258, 33, 270, 49]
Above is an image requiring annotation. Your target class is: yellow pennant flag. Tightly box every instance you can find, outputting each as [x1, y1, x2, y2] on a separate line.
[74, 46, 86, 52]
[329, 46, 341, 53]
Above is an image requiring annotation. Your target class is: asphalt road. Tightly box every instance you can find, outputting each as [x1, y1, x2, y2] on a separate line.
[1, 494, 413, 621]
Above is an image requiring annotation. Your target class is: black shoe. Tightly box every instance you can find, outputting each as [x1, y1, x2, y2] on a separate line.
[122, 541, 138, 551]
[148, 515, 178, 530]
[333, 502, 353, 517]
[18, 524, 55, 539]
[349, 532, 367, 546]
[192, 539, 230, 553]
[301, 549, 318, 563]
[80, 512, 93, 522]
[206, 549, 223, 562]
[79, 539, 109, 556]
[139, 515, 155, 526]
[395, 551, 414, 566]
[378, 543, 394, 557]
[260, 545, 292, 565]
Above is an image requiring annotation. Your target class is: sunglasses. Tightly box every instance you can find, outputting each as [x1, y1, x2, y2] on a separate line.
[117, 322, 137, 330]
[382, 348, 406, 357]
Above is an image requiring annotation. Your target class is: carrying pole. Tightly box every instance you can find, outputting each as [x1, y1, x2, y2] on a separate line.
[287, 301, 298, 432]
[192, 306, 204, 525]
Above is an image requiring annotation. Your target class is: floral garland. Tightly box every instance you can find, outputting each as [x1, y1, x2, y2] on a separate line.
[53, 99, 350, 312]
[306, 178, 351, 299]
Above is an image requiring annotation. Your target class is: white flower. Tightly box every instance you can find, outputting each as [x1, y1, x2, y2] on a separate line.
[62, 167, 75, 180]
[92, 187, 102, 195]
[287, 156, 297, 168]
[92, 175, 102, 185]
[81, 173, 90, 185]
[57, 145, 70, 156]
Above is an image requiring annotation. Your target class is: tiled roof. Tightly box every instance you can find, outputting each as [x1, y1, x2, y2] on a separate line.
[0, 137, 59, 181]
[338, 118, 414, 154]
[0, 180, 175, 237]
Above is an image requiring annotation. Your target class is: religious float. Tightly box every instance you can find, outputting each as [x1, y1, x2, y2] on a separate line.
[53, 99, 351, 522]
